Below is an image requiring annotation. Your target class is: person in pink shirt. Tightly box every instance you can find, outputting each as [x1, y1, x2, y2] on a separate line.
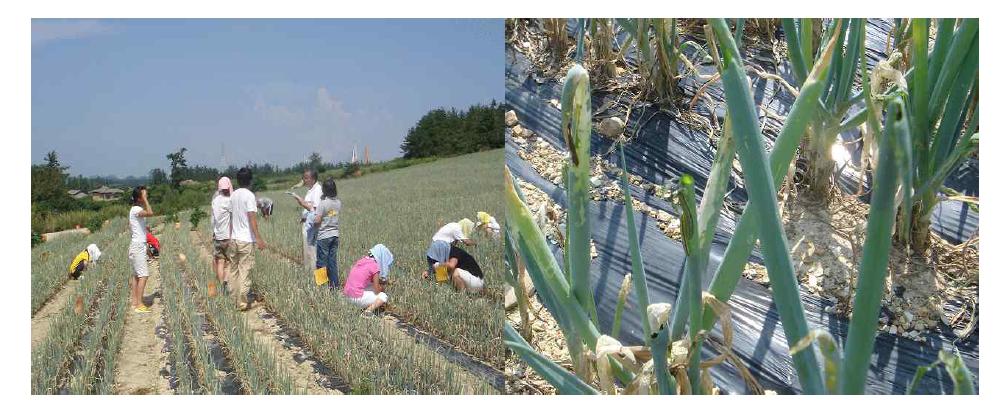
[343, 244, 394, 313]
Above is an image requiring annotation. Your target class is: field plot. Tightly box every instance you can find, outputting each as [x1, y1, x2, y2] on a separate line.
[250, 148, 505, 368]
[31, 150, 505, 395]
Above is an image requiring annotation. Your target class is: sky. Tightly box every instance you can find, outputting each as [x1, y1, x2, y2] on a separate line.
[32, 19, 504, 177]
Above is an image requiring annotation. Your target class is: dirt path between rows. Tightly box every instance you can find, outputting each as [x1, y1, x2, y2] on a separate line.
[189, 230, 341, 395]
[31, 280, 77, 351]
[113, 257, 171, 394]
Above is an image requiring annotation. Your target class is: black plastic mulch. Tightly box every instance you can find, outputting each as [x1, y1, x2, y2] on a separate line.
[505, 18, 978, 394]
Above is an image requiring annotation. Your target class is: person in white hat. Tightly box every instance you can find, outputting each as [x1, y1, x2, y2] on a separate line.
[68, 243, 101, 280]
[211, 176, 234, 291]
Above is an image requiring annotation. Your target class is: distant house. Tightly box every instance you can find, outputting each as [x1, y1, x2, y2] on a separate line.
[179, 179, 198, 187]
[90, 185, 124, 201]
[67, 189, 88, 200]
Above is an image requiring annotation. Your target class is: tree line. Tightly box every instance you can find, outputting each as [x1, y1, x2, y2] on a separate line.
[399, 100, 506, 159]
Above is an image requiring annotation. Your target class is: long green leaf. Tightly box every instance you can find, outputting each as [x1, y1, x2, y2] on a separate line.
[928, 19, 978, 122]
[838, 98, 907, 394]
[504, 323, 599, 394]
[675, 174, 703, 393]
[617, 143, 673, 394]
[782, 19, 808, 86]
[940, 350, 976, 394]
[671, 119, 735, 342]
[702, 22, 839, 332]
[561, 64, 599, 321]
[708, 18, 825, 394]
[927, 19, 956, 87]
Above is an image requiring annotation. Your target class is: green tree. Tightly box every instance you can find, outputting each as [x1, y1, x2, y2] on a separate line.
[308, 152, 323, 171]
[150, 168, 168, 185]
[166, 147, 189, 187]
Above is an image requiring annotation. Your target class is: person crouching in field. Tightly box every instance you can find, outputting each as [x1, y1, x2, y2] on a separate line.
[343, 244, 394, 314]
[128, 186, 154, 313]
[256, 196, 274, 220]
[68, 244, 102, 280]
[424, 240, 485, 294]
[476, 211, 501, 239]
[230, 168, 267, 311]
[426, 220, 476, 276]
[312, 178, 341, 291]
[146, 227, 161, 282]
[212, 177, 233, 292]
[433, 220, 476, 247]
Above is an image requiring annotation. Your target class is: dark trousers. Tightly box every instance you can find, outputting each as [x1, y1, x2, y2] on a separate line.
[316, 236, 340, 289]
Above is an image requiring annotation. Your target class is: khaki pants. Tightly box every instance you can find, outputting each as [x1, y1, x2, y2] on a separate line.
[302, 227, 317, 272]
[229, 241, 254, 308]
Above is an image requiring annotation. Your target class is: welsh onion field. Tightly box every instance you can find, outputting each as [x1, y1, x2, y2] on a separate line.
[30, 150, 505, 394]
[245, 149, 505, 367]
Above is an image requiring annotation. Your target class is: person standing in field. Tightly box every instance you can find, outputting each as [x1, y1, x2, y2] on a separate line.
[290, 168, 322, 272]
[343, 244, 394, 314]
[424, 240, 485, 294]
[68, 244, 101, 280]
[230, 168, 267, 311]
[425, 220, 476, 276]
[211, 177, 234, 292]
[128, 186, 155, 313]
[312, 178, 342, 291]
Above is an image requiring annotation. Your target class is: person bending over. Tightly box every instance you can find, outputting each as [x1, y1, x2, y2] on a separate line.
[343, 244, 394, 314]
[424, 240, 485, 294]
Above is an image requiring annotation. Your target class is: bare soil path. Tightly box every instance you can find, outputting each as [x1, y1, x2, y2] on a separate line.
[31, 279, 78, 351]
[113, 257, 171, 394]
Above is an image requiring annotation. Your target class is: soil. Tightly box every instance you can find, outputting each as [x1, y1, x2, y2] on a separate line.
[505, 294, 569, 395]
[31, 279, 79, 351]
[750, 188, 981, 342]
[188, 230, 341, 394]
[113, 258, 171, 394]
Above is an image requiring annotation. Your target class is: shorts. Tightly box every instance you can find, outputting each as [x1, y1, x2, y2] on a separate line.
[346, 290, 388, 308]
[128, 241, 149, 278]
[456, 268, 484, 293]
[213, 239, 231, 261]
[69, 261, 86, 280]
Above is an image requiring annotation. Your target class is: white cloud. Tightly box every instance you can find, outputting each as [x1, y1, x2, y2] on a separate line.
[32, 20, 112, 46]
[249, 85, 365, 162]
[253, 97, 307, 127]
[315, 87, 352, 122]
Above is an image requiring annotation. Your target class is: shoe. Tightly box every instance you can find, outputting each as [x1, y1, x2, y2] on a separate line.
[134, 305, 151, 314]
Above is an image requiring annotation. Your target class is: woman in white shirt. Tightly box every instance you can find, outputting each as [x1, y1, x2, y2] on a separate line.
[128, 186, 155, 313]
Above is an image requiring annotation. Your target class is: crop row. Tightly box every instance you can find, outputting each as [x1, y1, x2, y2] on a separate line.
[158, 232, 224, 394]
[193, 216, 499, 394]
[31, 218, 127, 315]
[163, 226, 297, 394]
[31, 229, 128, 394]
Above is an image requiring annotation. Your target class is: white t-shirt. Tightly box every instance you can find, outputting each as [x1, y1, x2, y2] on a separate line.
[432, 222, 466, 244]
[302, 183, 322, 216]
[211, 194, 232, 241]
[128, 205, 147, 244]
[230, 188, 258, 243]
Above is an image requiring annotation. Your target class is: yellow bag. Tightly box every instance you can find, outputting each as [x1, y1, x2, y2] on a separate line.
[314, 267, 330, 286]
[434, 264, 449, 283]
